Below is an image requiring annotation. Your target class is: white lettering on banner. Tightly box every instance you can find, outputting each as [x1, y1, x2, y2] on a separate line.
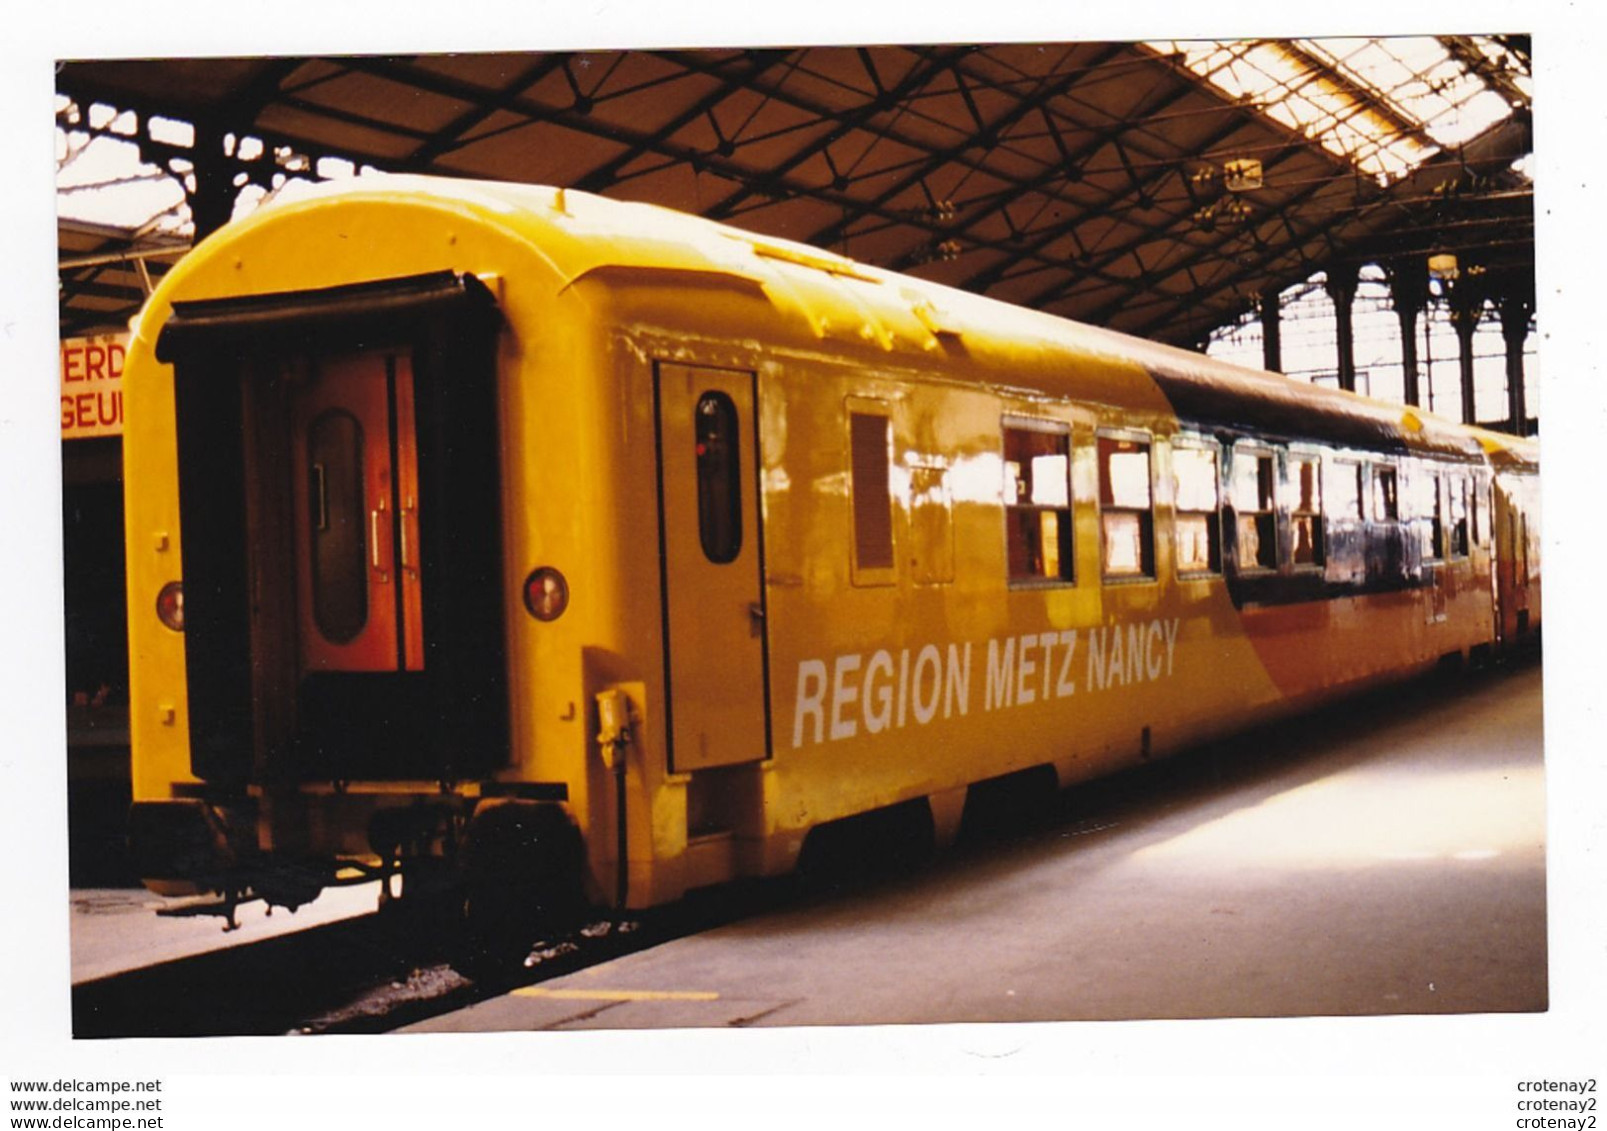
[793, 660, 829, 747]
[791, 617, 1181, 748]
[944, 644, 971, 721]
[60, 334, 129, 440]
[984, 637, 1014, 712]
[829, 653, 862, 740]
[910, 645, 942, 724]
[863, 650, 894, 734]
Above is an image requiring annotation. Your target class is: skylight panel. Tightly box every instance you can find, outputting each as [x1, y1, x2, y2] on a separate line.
[1299, 37, 1516, 150]
[1151, 36, 1520, 186]
[1150, 38, 1438, 185]
[1430, 86, 1520, 147]
[1473, 37, 1534, 100]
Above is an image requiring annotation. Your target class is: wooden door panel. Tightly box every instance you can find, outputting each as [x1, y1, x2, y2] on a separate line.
[291, 351, 424, 674]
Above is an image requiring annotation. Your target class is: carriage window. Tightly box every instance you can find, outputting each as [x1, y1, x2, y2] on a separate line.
[1448, 474, 1470, 557]
[694, 392, 742, 564]
[1004, 423, 1074, 583]
[1231, 448, 1278, 571]
[1421, 469, 1446, 560]
[307, 409, 368, 643]
[1471, 474, 1487, 546]
[1330, 461, 1364, 520]
[1172, 444, 1221, 575]
[850, 411, 894, 570]
[1290, 455, 1324, 568]
[1098, 435, 1154, 579]
[1373, 465, 1399, 521]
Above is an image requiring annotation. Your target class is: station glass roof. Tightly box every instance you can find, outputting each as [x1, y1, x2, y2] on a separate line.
[55, 37, 1533, 346]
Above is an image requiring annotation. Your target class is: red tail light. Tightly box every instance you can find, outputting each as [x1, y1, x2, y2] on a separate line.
[523, 567, 569, 622]
[156, 582, 185, 632]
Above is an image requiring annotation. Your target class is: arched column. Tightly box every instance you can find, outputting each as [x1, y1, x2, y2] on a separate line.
[1324, 263, 1360, 392]
[1498, 282, 1536, 435]
[1449, 277, 1484, 426]
[1260, 286, 1283, 373]
[1387, 258, 1430, 407]
[185, 119, 238, 242]
[139, 115, 239, 243]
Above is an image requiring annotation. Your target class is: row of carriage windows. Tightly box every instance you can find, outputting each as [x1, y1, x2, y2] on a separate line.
[998, 426, 1482, 586]
[690, 400, 1487, 585]
[830, 411, 1486, 586]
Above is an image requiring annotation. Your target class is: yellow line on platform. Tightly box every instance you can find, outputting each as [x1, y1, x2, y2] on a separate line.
[513, 987, 721, 1002]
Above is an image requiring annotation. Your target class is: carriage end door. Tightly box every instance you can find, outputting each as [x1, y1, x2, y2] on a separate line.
[291, 349, 424, 675]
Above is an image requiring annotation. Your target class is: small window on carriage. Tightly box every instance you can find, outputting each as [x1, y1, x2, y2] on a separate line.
[849, 411, 895, 571]
[1003, 421, 1074, 584]
[1171, 442, 1221, 576]
[1098, 434, 1155, 580]
[1470, 473, 1488, 547]
[694, 391, 742, 564]
[1420, 468, 1446, 561]
[1289, 454, 1324, 569]
[307, 408, 369, 642]
[1372, 464, 1400, 522]
[1448, 473, 1470, 558]
[1330, 460, 1364, 521]
[1231, 447, 1278, 571]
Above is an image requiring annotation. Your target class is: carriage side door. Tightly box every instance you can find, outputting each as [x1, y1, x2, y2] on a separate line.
[655, 363, 769, 772]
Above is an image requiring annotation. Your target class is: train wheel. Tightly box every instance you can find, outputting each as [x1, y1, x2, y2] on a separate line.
[373, 856, 462, 953]
[455, 802, 587, 983]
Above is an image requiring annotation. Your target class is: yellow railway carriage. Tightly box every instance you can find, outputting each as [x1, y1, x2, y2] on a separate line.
[121, 175, 1540, 954]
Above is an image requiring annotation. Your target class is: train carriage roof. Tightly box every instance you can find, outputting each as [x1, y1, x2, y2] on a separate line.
[496, 176, 1491, 461]
[162, 172, 1497, 465]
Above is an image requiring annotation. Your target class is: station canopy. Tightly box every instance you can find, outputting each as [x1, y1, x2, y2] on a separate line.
[56, 38, 1533, 346]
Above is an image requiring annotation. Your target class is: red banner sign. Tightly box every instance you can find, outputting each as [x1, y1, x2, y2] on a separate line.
[61, 334, 127, 440]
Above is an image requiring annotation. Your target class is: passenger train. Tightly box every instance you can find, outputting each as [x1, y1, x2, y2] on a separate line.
[120, 176, 1541, 964]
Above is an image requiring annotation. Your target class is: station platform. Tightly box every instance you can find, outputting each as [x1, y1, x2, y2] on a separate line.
[69, 881, 382, 985]
[403, 659, 1546, 1032]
